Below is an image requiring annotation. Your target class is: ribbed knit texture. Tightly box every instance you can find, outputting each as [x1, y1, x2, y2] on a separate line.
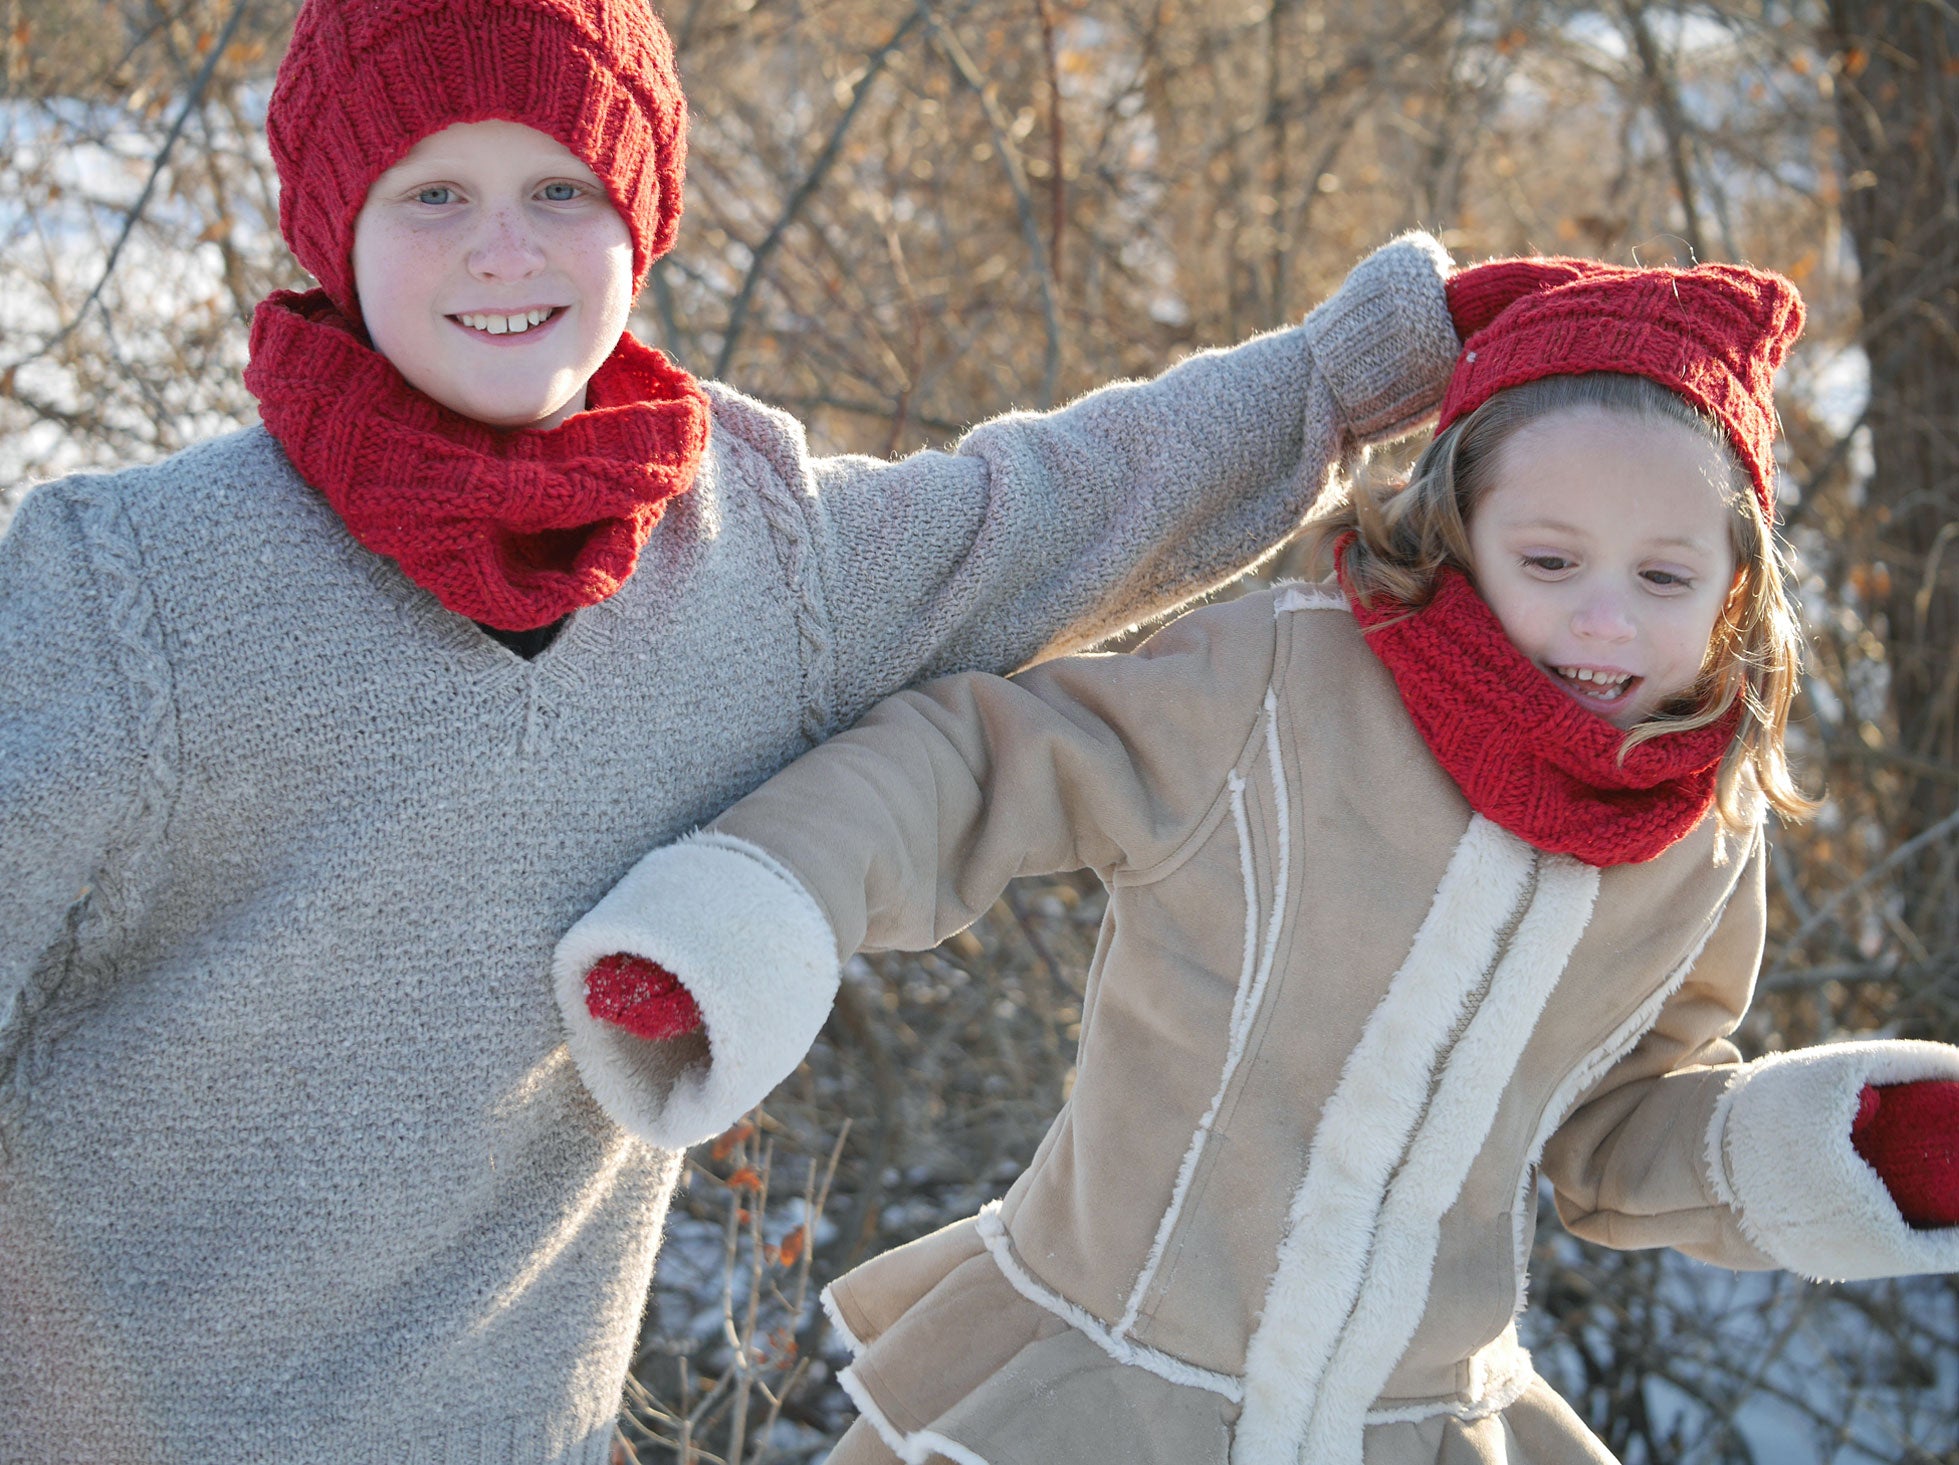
[1344, 560, 1735, 866]
[1440, 257, 1803, 521]
[0, 232, 1461, 1463]
[246, 288, 709, 631]
[268, 0, 687, 314]
[1852, 1081, 1959, 1229]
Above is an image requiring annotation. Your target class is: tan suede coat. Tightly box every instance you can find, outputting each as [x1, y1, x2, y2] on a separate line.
[562, 583, 1959, 1465]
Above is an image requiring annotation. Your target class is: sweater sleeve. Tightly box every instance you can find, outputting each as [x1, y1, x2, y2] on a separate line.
[0, 484, 146, 1038]
[720, 232, 1455, 739]
[553, 591, 1281, 1148]
[1541, 839, 1959, 1281]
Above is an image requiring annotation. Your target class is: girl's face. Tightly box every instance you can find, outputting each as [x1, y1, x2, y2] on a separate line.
[351, 120, 634, 431]
[1467, 406, 1741, 729]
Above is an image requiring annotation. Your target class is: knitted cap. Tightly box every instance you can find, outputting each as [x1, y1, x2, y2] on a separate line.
[1440, 257, 1804, 521]
[267, 0, 687, 316]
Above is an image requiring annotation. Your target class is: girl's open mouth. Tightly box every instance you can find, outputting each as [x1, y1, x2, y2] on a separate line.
[1551, 665, 1640, 708]
[449, 306, 563, 338]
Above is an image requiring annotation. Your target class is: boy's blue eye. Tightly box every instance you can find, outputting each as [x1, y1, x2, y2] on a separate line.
[541, 182, 580, 202]
[415, 186, 454, 206]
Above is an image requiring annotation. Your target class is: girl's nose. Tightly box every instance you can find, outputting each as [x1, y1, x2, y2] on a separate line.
[1570, 594, 1636, 643]
[467, 209, 546, 280]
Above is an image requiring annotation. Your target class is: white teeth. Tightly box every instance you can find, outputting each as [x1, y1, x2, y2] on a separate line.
[458, 309, 553, 335]
[1557, 667, 1631, 691]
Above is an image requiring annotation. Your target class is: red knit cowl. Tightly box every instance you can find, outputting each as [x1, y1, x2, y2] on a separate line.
[245, 288, 710, 632]
[1342, 559, 1739, 867]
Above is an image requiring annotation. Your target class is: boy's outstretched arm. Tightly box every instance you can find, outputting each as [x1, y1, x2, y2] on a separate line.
[1542, 843, 1959, 1280]
[553, 590, 1281, 1149]
[717, 232, 1457, 741]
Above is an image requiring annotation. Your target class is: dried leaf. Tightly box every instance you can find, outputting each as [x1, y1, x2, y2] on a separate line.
[777, 1225, 806, 1266]
[709, 1121, 755, 1162]
[726, 1166, 763, 1192]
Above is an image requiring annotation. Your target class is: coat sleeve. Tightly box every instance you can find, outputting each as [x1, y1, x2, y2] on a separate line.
[711, 232, 1456, 741]
[553, 591, 1282, 1148]
[1542, 838, 1959, 1281]
[0, 483, 147, 1043]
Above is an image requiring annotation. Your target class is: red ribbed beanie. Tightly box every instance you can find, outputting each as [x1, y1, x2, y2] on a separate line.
[267, 0, 687, 317]
[1441, 258, 1804, 521]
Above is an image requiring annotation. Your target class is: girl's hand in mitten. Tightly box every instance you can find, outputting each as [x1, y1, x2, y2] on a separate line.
[1851, 1080, 1959, 1229]
[584, 953, 704, 1041]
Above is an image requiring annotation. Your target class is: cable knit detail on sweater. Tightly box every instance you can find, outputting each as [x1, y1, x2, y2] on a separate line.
[0, 485, 179, 1156]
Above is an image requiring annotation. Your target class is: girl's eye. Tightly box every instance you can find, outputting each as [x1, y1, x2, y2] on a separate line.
[1521, 554, 1572, 574]
[1643, 569, 1694, 590]
[540, 182, 582, 202]
[415, 186, 455, 206]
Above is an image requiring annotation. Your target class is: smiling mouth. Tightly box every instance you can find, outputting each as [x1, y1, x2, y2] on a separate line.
[450, 307, 562, 336]
[1552, 666, 1639, 704]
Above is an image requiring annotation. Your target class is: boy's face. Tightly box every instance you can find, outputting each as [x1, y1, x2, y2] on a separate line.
[1466, 406, 1740, 729]
[351, 121, 634, 431]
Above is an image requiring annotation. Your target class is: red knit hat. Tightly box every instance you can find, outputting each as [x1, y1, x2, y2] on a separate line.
[1440, 257, 1804, 521]
[267, 0, 687, 317]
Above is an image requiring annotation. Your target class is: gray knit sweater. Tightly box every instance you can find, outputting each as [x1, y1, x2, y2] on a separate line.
[0, 235, 1456, 1464]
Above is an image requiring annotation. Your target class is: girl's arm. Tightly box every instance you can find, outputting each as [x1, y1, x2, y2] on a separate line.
[716, 232, 1456, 740]
[553, 590, 1281, 1149]
[1541, 844, 1959, 1281]
[0, 484, 147, 1030]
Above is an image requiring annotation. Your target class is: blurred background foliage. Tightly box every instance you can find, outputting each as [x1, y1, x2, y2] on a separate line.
[2, 0, 1956, 1459]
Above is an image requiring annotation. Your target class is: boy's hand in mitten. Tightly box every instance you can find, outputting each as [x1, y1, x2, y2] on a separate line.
[585, 953, 704, 1041]
[1851, 1080, 1959, 1229]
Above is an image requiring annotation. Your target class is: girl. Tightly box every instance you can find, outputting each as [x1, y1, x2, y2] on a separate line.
[558, 259, 1959, 1464]
[0, 0, 1467, 1458]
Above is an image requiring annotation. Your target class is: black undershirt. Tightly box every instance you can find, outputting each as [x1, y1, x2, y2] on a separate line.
[477, 617, 568, 660]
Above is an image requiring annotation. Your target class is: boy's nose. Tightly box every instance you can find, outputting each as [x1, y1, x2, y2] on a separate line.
[467, 211, 547, 279]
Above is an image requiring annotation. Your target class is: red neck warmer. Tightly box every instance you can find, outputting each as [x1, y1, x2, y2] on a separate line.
[1341, 556, 1737, 866]
[244, 289, 710, 632]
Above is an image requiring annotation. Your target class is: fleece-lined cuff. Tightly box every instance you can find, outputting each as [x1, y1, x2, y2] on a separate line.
[553, 832, 840, 1150]
[1301, 231, 1458, 443]
[1706, 1038, 1959, 1281]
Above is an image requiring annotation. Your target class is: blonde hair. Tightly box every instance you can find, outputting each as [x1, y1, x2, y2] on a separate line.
[1305, 373, 1816, 831]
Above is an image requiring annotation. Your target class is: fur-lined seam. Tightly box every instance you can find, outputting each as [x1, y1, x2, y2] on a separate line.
[1362, 1326, 1536, 1426]
[552, 829, 839, 1149]
[835, 1364, 994, 1465]
[1291, 855, 1598, 1465]
[1119, 690, 1291, 1337]
[1273, 583, 1351, 615]
[1234, 816, 1534, 1463]
[1705, 1038, 1959, 1282]
[1512, 863, 1739, 1299]
[820, 1282, 867, 1355]
[973, 1203, 1244, 1402]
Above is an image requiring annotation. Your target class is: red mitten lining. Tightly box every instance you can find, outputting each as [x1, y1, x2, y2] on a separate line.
[585, 953, 704, 1042]
[1850, 1080, 1959, 1230]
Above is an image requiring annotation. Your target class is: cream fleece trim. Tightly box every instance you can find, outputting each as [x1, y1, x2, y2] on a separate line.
[1361, 1324, 1536, 1426]
[1235, 816, 1534, 1463]
[1705, 1037, 1959, 1282]
[1235, 822, 1604, 1465]
[1273, 583, 1350, 615]
[552, 831, 839, 1150]
[820, 1282, 866, 1354]
[1298, 854, 1598, 1463]
[973, 1203, 1245, 1401]
[835, 1364, 995, 1465]
[1118, 690, 1292, 1338]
